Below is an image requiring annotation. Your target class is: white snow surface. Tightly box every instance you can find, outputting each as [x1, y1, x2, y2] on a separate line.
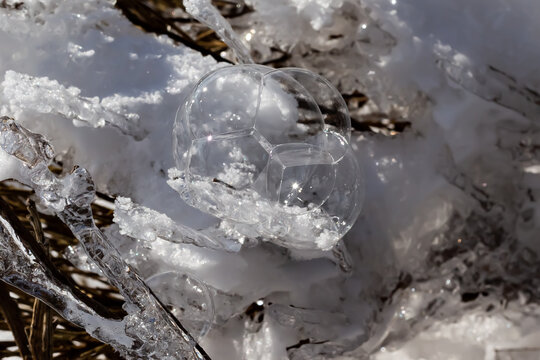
[1, 0, 540, 359]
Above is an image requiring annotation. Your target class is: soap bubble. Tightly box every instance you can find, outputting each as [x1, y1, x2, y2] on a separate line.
[281, 67, 352, 161]
[265, 143, 336, 212]
[146, 272, 215, 339]
[183, 66, 263, 139]
[173, 64, 363, 250]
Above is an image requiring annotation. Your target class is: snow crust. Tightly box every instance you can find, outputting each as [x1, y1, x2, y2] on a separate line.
[1, 0, 540, 359]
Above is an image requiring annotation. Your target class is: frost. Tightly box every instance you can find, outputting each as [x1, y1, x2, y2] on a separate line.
[3, 71, 146, 140]
[114, 196, 241, 252]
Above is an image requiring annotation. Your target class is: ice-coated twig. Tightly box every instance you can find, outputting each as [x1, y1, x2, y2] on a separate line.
[2, 71, 147, 140]
[434, 46, 540, 119]
[331, 239, 353, 273]
[0, 195, 133, 352]
[114, 196, 241, 252]
[184, 0, 254, 64]
[0, 117, 211, 360]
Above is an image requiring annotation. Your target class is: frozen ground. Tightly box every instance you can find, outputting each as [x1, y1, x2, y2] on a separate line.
[0, 0, 539, 359]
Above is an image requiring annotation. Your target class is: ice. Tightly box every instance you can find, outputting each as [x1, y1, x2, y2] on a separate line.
[2, 71, 146, 139]
[145, 271, 215, 340]
[434, 44, 540, 120]
[0, 118, 210, 359]
[184, 0, 254, 64]
[372, 305, 540, 360]
[0, 0, 540, 359]
[268, 304, 347, 341]
[114, 196, 240, 252]
[0, 195, 134, 350]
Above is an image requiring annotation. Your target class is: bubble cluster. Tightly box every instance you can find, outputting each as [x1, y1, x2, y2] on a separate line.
[173, 65, 364, 250]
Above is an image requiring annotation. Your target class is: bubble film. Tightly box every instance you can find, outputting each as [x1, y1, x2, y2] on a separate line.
[173, 65, 363, 250]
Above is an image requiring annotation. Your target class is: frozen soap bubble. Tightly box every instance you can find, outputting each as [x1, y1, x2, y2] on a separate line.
[173, 65, 364, 251]
[146, 272, 215, 339]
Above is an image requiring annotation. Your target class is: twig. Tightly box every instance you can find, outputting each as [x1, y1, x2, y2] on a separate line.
[115, 0, 231, 63]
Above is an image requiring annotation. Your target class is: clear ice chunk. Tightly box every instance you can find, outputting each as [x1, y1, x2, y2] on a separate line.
[172, 65, 364, 251]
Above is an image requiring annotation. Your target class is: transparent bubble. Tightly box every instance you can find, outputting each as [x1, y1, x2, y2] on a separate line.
[185, 66, 263, 138]
[265, 143, 335, 212]
[187, 130, 269, 191]
[146, 272, 215, 339]
[321, 146, 365, 236]
[173, 64, 363, 250]
[281, 68, 352, 162]
[255, 70, 325, 146]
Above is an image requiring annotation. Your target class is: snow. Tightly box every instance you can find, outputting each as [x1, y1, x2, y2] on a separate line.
[0, 0, 539, 359]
